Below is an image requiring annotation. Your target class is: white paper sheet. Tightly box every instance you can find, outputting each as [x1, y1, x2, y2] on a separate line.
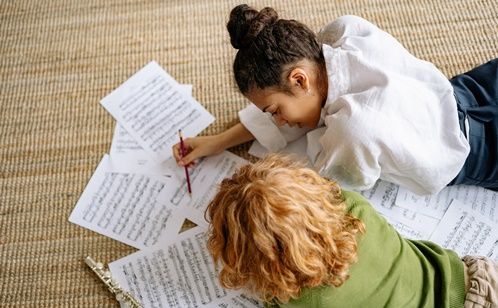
[108, 84, 193, 175]
[387, 218, 430, 240]
[101, 61, 214, 162]
[429, 199, 498, 257]
[108, 129, 178, 177]
[69, 155, 185, 249]
[109, 227, 262, 308]
[171, 151, 249, 227]
[395, 185, 498, 220]
[110, 123, 151, 163]
[359, 180, 440, 239]
[489, 247, 498, 261]
[214, 294, 264, 307]
[109, 147, 177, 177]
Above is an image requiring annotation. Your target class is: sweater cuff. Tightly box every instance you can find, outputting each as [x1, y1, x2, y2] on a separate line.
[238, 104, 287, 152]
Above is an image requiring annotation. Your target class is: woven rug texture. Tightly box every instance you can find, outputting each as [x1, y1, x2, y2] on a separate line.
[1, 0, 497, 306]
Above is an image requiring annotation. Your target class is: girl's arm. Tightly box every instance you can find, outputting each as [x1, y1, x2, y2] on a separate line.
[172, 122, 255, 165]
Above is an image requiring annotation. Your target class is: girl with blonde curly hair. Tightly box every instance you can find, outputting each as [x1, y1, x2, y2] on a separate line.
[206, 154, 498, 307]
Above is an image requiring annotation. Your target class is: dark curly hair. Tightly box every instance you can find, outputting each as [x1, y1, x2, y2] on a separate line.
[227, 4, 325, 94]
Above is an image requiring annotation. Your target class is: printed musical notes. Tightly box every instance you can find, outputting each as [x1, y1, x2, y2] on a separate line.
[181, 152, 248, 227]
[71, 59, 498, 308]
[428, 199, 498, 257]
[101, 61, 214, 163]
[71, 61, 262, 307]
[108, 227, 263, 308]
[69, 155, 185, 249]
[108, 84, 193, 175]
[396, 184, 498, 221]
[359, 180, 439, 239]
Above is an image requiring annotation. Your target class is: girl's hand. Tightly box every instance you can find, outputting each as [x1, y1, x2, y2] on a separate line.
[172, 135, 225, 166]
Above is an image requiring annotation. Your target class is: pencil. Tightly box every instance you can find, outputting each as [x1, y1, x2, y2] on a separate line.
[178, 130, 192, 195]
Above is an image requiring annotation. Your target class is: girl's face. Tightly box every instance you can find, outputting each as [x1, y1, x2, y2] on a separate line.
[246, 85, 323, 129]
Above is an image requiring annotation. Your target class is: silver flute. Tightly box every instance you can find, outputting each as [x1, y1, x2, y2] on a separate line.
[85, 256, 143, 308]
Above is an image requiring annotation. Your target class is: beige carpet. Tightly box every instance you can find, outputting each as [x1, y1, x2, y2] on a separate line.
[1, 0, 497, 306]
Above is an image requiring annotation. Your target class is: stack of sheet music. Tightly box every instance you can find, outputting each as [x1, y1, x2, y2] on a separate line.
[69, 61, 498, 308]
[69, 61, 262, 307]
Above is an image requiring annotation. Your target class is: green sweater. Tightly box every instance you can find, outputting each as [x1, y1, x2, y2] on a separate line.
[268, 191, 466, 308]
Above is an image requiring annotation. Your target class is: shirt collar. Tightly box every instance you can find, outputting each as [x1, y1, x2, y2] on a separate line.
[321, 44, 350, 111]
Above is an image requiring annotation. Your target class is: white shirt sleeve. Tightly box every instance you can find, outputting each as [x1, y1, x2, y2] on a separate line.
[238, 103, 311, 152]
[318, 15, 374, 46]
[314, 15, 469, 195]
[314, 109, 381, 191]
[318, 15, 418, 68]
[315, 85, 461, 195]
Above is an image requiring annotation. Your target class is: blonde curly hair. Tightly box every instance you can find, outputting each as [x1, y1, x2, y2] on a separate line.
[206, 154, 365, 303]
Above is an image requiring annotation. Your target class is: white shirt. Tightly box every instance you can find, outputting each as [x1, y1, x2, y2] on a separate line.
[238, 15, 470, 195]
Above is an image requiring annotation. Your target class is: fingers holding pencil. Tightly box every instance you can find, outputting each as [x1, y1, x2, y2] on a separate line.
[171, 135, 226, 166]
[172, 139, 196, 166]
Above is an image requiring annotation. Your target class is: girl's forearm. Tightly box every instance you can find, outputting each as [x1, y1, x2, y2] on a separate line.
[219, 122, 255, 149]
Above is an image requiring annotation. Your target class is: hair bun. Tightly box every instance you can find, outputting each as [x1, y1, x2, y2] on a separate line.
[227, 5, 278, 49]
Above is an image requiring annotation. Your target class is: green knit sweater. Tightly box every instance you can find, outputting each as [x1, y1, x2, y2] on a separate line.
[267, 191, 466, 308]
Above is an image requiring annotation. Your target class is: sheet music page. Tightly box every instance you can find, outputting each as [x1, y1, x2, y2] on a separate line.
[108, 133, 178, 177]
[488, 246, 498, 262]
[108, 84, 193, 175]
[169, 151, 249, 227]
[69, 155, 185, 249]
[101, 61, 214, 162]
[359, 180, 439, 239]
[109, 227, 263, 308]
[395, 185, 498, 220]
[110, 123, 150, 163]
[429, 199, 498, 257]
[213, 294, 263, 307]
[388, 218, 431, 240]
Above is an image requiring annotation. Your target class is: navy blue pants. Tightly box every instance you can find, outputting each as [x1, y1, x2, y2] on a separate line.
[448, 58, 498, 190]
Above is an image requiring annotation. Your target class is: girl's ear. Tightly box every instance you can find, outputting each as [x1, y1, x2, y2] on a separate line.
[287, 68, 310, 93]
